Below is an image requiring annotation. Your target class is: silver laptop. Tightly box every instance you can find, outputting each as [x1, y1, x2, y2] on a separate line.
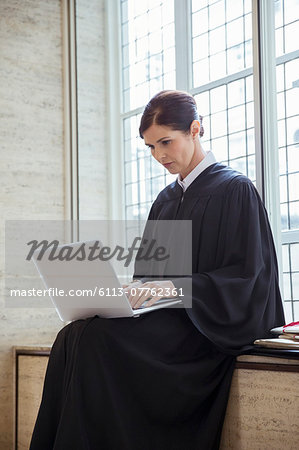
[32, 239, 182, 321]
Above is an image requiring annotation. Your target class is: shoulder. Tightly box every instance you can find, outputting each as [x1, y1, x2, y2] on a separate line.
[225, 172, 259, 198]
[184, 162, 253, 197]
[204, 163, 258, 195]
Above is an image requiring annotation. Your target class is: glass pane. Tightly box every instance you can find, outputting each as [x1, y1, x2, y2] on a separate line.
[289, 201, 299, 229]
[276, 64, 284, 92]
[279, 147, 287, 174]
[287, 145, 299, 173]
[138, 157, 152, 181]
[277, 119, 286, 148]
[282, 244, 290, 272]
[211, 136, 228, 162]
[290, 243, 299, 271]
[228, 79, 245, 108]
[125, 183, 139, 206]
[121, 0, 175, 112]
[285, 22, 299, 53]
[229, 131, 246, 159]
[125, 161, 138, 183]
[286, 89, 299, 117]
[226, 0, 243, 21]
[227, 44, 244, 74]
[227, 18, 244, 48]
[280, 175, 288, 203]
[211, 111, 227, 138]
[287, 116, 299, 145]
[209, 27, 226, 54]
[247, 128, 254, 155]
[285, 59, 299, 89]
[246, 75, 253, 101]
[277, 92, 285, 120]
[228, 105, 246, 133]
[163, 47, 175, 72]
[280, 203, 289, 230]
[229, 157, 246, 174]
[209, 0, 225, 29]
[151, 176, 167, 198]
[210, 52, 226, 80]
[192, 0, 252, 86]
[195, 91, 210, 116]
[193, 60, 209, 86]
[247, 154, 255, 180]
[246, 102, 254, 129]
[210, 86, 226, 113]
[282, 301, 293, 323]
[283, 273, 292, 300]
[126, 204, 141, 220]
[294, 301, 299, 319]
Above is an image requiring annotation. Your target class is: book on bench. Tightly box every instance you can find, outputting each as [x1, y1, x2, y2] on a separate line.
[254, 321, 299, 349]
[254, 338, 299, 349]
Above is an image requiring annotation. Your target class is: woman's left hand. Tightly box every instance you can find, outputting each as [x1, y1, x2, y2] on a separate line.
[126, 280, 178, 309]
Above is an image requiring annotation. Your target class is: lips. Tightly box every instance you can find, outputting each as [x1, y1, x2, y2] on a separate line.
[163, 162, 173, 168]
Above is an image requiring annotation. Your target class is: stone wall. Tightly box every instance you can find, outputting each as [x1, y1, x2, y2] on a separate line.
[0, 0, 107, 447]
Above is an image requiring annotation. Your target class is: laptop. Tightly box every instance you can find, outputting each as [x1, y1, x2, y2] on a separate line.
[32, 239, 182, 321]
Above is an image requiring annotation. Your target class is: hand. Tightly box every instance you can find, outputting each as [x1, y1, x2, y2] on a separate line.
[126, 280, 177, 309]
[122, 280, 143, 291]
[122, 280, 143, 299]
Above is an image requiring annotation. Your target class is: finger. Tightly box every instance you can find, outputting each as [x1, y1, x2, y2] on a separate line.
[130, 288, 152, 309]
[130, 293, 149, 309]
[125, 283, 142, 298]
[128, 290, 143, 308]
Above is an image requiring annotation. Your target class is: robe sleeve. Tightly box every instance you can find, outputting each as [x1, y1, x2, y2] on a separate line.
[172, 179, 285, 355]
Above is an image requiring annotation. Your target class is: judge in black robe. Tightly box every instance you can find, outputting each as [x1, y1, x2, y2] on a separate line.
[30, 161, 285, 450]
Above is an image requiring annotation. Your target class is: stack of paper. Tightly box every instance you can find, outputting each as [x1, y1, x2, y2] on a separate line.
[254, 321, 299, 349]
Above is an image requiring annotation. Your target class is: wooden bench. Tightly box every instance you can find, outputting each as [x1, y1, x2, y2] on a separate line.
[13, 346, 299, 450]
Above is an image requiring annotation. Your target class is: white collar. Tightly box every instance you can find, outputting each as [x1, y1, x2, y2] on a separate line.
[177, 151, 217, 192]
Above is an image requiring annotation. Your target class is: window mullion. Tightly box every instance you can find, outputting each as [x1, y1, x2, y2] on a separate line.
[253, 0, 283, 285]
[174, 0, 192, 91]
[106, 0, 125, 220]
[252, 0, 264, 199]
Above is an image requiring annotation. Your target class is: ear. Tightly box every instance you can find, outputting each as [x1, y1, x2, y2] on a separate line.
[190, 120, 201, 139]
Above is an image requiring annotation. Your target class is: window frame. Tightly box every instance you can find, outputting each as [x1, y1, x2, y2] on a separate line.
[105, 0, 299, 303]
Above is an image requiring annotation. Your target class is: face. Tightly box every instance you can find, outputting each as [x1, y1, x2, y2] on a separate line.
[143, 123, 201, 179]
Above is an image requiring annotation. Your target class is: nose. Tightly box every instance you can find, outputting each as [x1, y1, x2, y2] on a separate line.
[154, 146, 167, 162]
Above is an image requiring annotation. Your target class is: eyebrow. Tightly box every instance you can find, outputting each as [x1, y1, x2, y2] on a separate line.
[145, 136, 171, 146]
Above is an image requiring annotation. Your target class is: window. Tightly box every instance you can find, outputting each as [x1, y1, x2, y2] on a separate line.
[191, 0, 255, 181]
[121, 0, 176, 222]
[275, 0, 299, 321]
[109, 0, 299, 321]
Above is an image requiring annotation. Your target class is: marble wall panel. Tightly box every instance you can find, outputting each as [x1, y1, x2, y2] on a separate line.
[0, 0, 107, 447]
[77, 0, 108, 220]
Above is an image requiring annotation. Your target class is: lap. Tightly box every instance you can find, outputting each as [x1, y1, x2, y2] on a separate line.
[57, 307, 231, 370]
[33, 307, 236, 450]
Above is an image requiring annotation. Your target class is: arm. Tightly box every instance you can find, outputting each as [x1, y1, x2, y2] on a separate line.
[172, 180, 285, 353]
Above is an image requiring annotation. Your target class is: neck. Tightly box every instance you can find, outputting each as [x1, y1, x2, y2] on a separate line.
[180, 141, 206, 180]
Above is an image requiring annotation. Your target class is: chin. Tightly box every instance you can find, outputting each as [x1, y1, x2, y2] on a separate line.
[167, 166, 179, 174]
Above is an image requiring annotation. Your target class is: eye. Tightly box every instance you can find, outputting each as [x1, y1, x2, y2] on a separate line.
[162, 140, 171, 145]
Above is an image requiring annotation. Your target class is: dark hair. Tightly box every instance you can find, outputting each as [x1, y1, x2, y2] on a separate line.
[139, 90, 204, 139]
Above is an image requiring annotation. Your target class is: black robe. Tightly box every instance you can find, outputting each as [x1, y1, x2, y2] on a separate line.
[30, 163, 285, 450]
[134, 162, 285, 356]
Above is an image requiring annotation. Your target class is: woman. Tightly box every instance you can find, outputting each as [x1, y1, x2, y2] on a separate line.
[30, 90, 285, 450]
